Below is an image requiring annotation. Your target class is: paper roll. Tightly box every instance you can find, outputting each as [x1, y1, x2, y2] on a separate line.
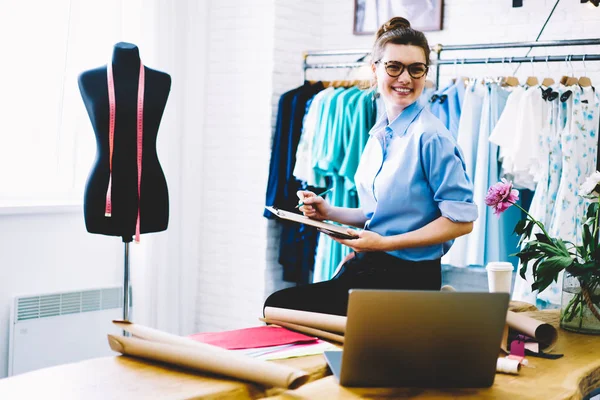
[260, 318, 345, 344]
[506, 311, 558, 350]
[263, 307, 347, 334]
[109, 322, 309, 389]
[496, 357, 521, 375]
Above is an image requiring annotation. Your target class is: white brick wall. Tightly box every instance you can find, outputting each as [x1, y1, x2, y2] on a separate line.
[195, 0, 322, 332]
[316, 0, 600, 86]
[195, 0, 600, 333]
[196, 0, 276, 332]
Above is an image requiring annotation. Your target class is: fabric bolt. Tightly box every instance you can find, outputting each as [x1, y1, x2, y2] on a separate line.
[354, 101, 478, 262]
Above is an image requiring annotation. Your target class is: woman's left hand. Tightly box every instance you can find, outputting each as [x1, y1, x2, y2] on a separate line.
[330, 229, 389, 253]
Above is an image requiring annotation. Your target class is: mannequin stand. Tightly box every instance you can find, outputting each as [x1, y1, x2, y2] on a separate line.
[122, 238, 132, 336]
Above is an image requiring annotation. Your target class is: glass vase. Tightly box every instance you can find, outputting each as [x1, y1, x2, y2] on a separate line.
[560, 272, 600, 334]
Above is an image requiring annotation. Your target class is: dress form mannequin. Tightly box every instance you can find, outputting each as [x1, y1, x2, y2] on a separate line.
[78, 42, 171, 243]
[78, 42, 171, 326]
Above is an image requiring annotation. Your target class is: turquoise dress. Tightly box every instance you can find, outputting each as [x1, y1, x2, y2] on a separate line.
[312, 88, 376, 282]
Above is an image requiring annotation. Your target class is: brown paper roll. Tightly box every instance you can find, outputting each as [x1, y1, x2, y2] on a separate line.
[506, 311, 558, 350]
[260, 318, 345, 344]
[109, 322, 309, 389]
[263, 307, 347, 334]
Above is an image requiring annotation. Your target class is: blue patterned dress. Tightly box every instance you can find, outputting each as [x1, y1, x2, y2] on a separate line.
[540, 86, 599, 304]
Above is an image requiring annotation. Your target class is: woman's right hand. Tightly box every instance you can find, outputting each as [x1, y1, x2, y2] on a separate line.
[297, 190, 331, 221]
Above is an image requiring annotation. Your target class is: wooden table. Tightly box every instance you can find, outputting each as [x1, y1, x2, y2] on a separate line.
[0, 306, 598, 399]
[0, 352, 329, 400]
[265, 310, 600, 400]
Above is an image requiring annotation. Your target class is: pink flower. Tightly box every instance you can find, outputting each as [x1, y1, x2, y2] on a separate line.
[485, 179, 519, 216]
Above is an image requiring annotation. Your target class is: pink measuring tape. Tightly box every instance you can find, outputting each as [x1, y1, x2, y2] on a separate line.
[106, 62, 145, 243]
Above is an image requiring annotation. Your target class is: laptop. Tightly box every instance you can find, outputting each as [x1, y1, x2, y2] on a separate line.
[324, 290, 509, 388]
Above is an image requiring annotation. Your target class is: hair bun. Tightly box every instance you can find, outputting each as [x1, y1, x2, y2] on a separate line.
[376, 16, 411, 38]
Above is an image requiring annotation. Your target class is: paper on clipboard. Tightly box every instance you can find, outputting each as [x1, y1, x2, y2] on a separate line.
[265, 206, 357, 240]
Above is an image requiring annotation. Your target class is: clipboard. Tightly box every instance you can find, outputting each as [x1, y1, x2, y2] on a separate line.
[265, 206, 358, 240]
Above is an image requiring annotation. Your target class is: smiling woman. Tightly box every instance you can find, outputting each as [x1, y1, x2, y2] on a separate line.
[264, 16, 477, 317]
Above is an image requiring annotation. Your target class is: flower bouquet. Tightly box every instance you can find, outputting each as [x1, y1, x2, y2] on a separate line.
[486, 175, 600, 334]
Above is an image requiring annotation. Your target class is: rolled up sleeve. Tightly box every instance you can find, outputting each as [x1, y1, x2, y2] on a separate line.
[421, 132, 479, 223]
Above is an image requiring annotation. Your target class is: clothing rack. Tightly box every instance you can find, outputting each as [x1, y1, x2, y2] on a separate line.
[303, 38, 600, 89]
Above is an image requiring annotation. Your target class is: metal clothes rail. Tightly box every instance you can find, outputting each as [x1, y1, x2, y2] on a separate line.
[303, 38, 600, 88]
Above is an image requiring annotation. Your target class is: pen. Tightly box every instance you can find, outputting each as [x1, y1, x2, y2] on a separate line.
[295, 187, 334, 208]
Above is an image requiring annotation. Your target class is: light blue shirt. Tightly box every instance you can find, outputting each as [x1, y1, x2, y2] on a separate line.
[354, 101, 478, 261]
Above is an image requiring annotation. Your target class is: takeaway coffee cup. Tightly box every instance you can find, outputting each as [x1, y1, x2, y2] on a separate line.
[485, 262, 514, 293]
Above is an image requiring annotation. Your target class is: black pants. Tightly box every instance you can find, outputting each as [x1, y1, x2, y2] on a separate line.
[263, 251, 441, 316]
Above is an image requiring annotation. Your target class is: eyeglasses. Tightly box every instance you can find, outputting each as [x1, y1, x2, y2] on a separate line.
[376, 60, 428, 79]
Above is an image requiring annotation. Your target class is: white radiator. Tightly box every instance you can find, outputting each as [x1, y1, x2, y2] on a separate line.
[8, 286, 125, 376]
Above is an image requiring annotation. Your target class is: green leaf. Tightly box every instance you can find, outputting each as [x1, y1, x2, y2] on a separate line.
[536, 256, 573, 280]
[594, 246, 600, 262]
[532, 275, 555, 293]
[586, 202, 599, 220]
[519, 262, 528, 280]
[535, 233, 552, 245]
[524, 220, 535, 239]
[577, 244, 588, 260]
[535, 242, 564, 257]
[514, 219, 527, 236]
[583, 223, 592, 254]
[531, 257, 545, 278]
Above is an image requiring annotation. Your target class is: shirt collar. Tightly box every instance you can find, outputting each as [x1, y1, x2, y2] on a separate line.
[386, 101, 424, 138]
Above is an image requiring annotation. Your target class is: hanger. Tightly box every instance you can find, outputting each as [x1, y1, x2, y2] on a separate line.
[559, 55, 569, 85]
[541, 56, 555, 87]
[525, 57, 539, 87]
[561, 55, 579, 86]
[504, 57, 520, 87]
[578, 55, 593, 88]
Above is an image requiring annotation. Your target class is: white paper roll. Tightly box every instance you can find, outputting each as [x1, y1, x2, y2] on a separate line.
[496, 357, 521, 375]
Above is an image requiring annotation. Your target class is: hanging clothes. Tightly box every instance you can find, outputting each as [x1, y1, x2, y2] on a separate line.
[466, 82, 519, 268]
[264, 81, 324, 284]
[513, 84, 558, 304]
[427, 80, 465, 139]
[442, 81, 485, 267]
[540, 85, 600, 304]
[512, 84, 600, 306]
[294, 87, 334, 188]
[311, 88, 377, 282]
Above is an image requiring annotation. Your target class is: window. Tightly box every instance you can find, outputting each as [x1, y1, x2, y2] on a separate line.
[0, 0, 127, 206]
